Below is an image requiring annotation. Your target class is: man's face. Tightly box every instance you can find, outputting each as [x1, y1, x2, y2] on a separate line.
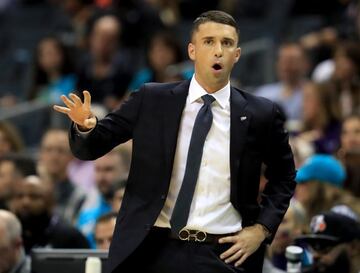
[149, 38, 177, 71]
[0, 131, 12, 157]
[11, 177, 50, 218]
[90, 18, 119, 60]
[295, 182, 313, 206]
[0, 225, 18, 273]
[40, 131, 73, 178]
[95, 218, 116, 250]
[0, 161, 18, 200]
[277, 45, 307, 84]
[95, 153, 124, 196]
[188, 22, 241, 91]
[311, 244, 350, 272]
[334, 51, 356, 81]
[341, 117, 360, 152]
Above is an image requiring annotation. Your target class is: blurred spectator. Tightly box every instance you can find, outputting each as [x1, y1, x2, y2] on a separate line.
[301, 28, 338, 80]
[94, 0, 112, 9]
[297, 210, 360, 273]
[111, 0, 163, 48]
[67, 158, 95, 192]
[295, 154, 344, 219]
[128, 31, 193, 92]
[27, 36, 76, 104]
[57, 0, 95, 49]
[293, 82, 341, 155]
[145, 0, 180, 27]
[309, 40, 360, 120]
[94, 211, 117, 250]
[332, 42, 360, 117]
[76, 15, 133, 110]
[0, 154, 37, 210]
[38, 128, 86, 223]
[77, 145, 130, 248]
[295, 154, 360, 220]
[338, 114, 360, 197]
[255, 42, 310, 121]
[9, 175, 89, 253]
[0, 95, 17, 108]
[0, 121, 24, 157]
[0, 210, 30, 273]
[266, 200, 308, 272]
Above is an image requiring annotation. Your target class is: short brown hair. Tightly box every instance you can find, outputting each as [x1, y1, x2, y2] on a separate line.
[191, 10, 239, 42]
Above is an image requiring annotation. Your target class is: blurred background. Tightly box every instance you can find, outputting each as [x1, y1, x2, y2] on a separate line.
[0, 1, 359, 273]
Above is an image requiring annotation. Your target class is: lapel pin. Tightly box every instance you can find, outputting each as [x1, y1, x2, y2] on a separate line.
[240, 116, 247, 121]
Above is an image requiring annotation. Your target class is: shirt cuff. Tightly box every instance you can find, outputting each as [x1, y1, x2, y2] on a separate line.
[74, 123, 95, 135]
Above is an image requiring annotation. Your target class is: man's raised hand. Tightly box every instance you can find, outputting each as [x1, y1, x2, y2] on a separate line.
[53, 91, 96, 131]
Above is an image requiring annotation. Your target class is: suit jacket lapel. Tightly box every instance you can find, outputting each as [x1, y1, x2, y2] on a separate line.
[230, 87, 251, 205]
[162, 80, 190, 172]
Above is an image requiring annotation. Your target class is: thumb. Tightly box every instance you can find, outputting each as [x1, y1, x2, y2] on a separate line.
[84, 117, 97, 129]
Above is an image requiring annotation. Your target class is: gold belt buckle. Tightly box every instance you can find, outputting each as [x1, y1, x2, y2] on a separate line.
[178, 228, 207, 242]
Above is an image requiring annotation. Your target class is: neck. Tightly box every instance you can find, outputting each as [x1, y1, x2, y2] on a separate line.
[194, 74, 228, 93]
[284, 78, 303, 90]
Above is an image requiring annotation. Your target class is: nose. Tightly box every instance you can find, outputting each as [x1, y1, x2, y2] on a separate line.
[20, 195, 32, 208]
[214, 42, 223, 57]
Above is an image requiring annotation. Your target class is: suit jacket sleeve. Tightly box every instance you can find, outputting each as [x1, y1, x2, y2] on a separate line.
[256, 104, 296, 242]
[69, 86, 145, 160]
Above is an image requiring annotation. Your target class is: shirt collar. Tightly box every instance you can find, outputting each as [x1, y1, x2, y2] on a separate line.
[188, 75, 230, 109]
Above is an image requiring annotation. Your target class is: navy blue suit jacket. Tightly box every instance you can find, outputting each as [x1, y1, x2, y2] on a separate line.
[69, 80, 296, 273]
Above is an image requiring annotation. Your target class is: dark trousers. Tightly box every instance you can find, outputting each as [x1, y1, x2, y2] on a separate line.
[113, 228, 266, 273]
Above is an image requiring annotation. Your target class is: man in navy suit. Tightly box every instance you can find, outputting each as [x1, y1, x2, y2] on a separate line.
[54, 10, 296, 273]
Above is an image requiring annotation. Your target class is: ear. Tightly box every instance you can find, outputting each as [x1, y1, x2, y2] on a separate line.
[234, 47, 241, 63]
[188, 43, 195, 61]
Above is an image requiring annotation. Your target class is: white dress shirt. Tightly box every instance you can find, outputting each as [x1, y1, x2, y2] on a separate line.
[154, 76, 242, 234]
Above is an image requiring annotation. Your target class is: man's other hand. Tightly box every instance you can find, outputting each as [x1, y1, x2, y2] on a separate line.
[218, 224, 267, 267]
[53, 91, 96, 131]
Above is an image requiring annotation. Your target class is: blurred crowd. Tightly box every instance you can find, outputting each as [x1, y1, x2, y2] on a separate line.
[0, 0, 359, 273]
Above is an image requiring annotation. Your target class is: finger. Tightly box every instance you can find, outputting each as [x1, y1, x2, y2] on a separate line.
[69, 93, 82, 106]
[225, 249, 244, 264]
[220, 244, 241, 260]
[61, 95, 75, 108]
[219, 235, 238, 244]
[53, 105, 71, 114]
[235, 253, 250, 267]
[83, 90, 91, 106]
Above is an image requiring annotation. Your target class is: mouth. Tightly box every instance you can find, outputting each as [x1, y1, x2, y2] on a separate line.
[212, 63, 223, 71]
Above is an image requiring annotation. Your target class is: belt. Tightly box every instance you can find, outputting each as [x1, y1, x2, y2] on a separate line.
[151, 227, 234, 244]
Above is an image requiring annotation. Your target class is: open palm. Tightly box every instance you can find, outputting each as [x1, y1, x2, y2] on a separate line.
[53, 90, 96, 130]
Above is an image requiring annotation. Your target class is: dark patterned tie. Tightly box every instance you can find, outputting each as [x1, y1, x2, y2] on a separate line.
[170, 94, 216, 234]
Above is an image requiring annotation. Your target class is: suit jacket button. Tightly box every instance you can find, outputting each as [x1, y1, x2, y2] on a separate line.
[161, 194, 166, 200]
[145, 224, 151, 231]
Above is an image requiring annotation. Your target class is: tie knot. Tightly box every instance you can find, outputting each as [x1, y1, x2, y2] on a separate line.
[201, 94, 215, 105]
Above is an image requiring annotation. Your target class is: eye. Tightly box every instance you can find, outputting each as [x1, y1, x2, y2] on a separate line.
[204, 39, 213, 45]
[222, 40, 233, 47]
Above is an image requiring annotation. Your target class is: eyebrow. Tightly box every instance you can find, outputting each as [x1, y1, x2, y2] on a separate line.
[223, 37, 235, 43]
[201, 36, 235, 43]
